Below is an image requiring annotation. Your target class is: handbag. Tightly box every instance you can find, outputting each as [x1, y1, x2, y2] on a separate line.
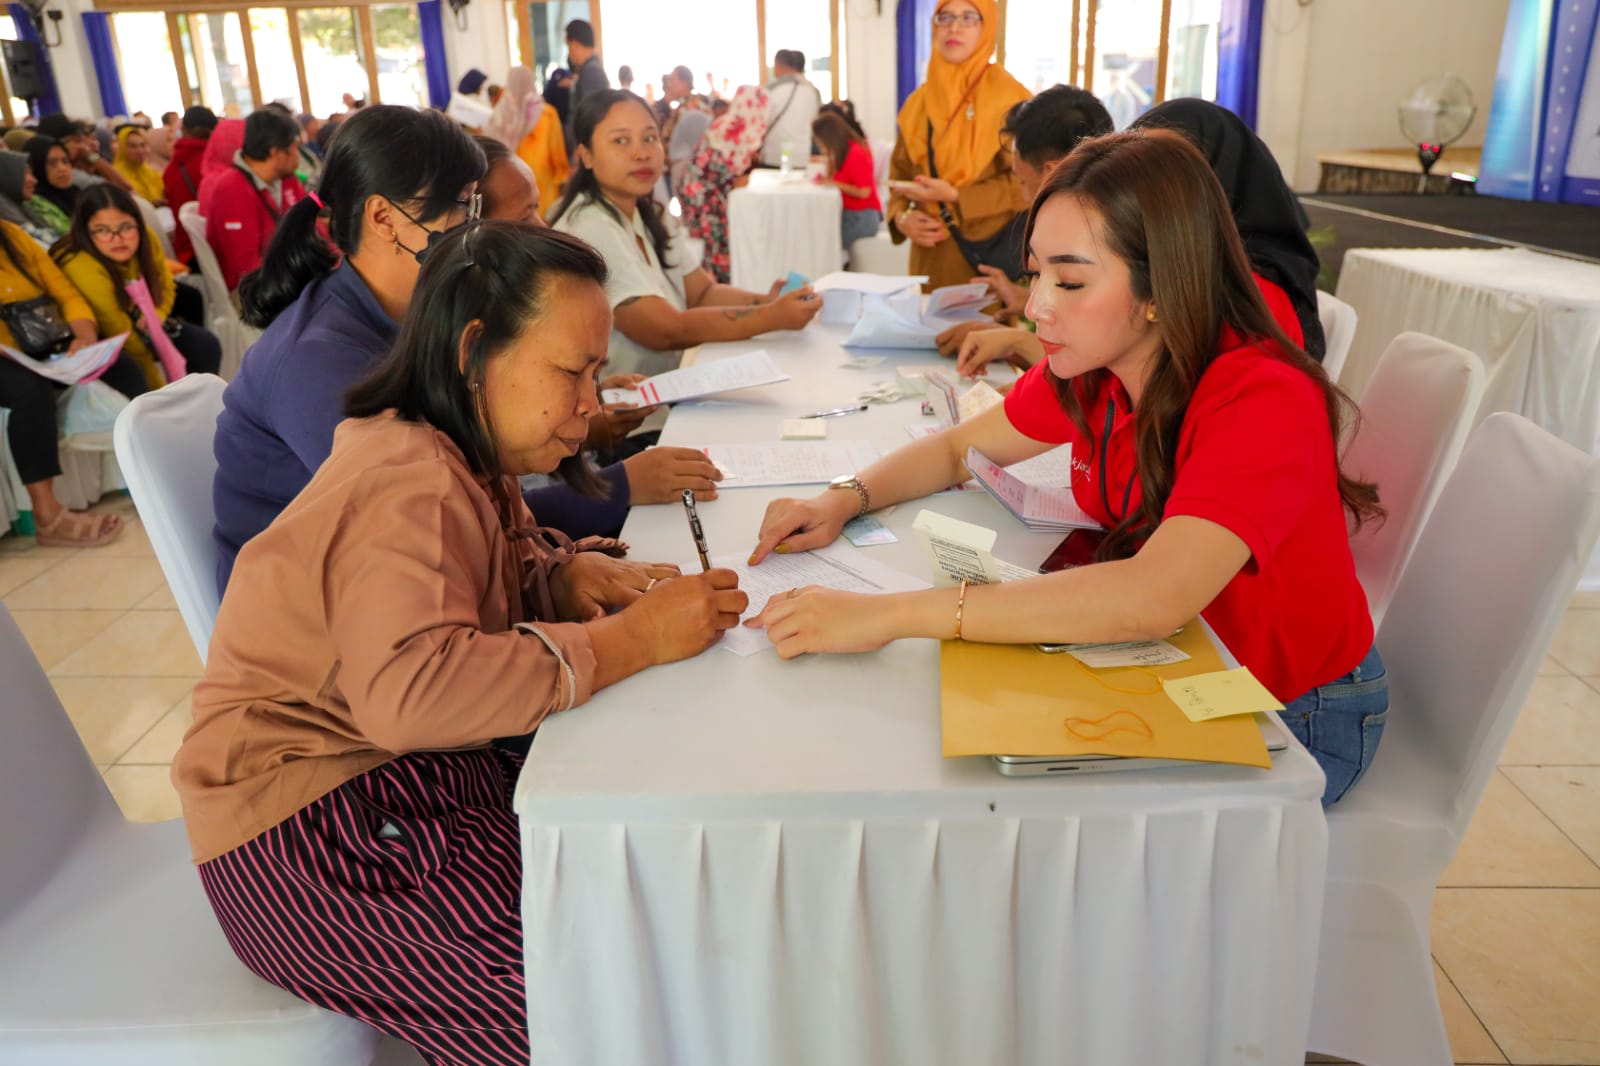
[0, 295, 74, 357]
[924, 118, 1025, 276]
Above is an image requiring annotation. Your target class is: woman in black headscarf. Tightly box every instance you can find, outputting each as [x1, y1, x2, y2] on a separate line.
[25, 135, 81, 231]
[1133, 99, 1326, 361]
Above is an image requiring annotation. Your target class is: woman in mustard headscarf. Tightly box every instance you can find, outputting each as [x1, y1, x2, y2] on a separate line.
[113, 125, 166, 205]
[888, 0, 1030, 290]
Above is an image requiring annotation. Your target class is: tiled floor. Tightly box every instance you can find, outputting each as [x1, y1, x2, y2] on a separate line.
[5, 493, 1600, 1065]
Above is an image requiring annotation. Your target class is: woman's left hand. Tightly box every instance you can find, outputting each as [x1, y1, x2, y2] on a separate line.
[65, 319, 98, 355]
[911, 175, 960, 204]
[551, 553, 683, 620]
[745, 586, 897, 659]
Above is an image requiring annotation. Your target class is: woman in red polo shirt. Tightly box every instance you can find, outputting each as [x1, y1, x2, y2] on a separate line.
[746, 127, 1387, 805]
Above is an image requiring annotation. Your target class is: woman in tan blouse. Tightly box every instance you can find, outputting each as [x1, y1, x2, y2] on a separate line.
[173, 222, 747, 1066]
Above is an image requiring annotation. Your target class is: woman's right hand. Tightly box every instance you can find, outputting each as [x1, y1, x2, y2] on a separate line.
[766, 288, 823, 331]
[897, 209, 948, 249]
[748, 491, 856, 564]
[628, 569, 749, 663]
[973, 265, 1027, 318]
[957, 327, 1046, 378]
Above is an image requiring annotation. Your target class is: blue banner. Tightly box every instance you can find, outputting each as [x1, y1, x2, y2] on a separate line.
[418, 0, 451, 110]
[82, 12, 127, 118]
[1215, 0, 1265, 128]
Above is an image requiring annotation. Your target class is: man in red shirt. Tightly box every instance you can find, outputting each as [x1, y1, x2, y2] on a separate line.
[163, 106, 218, 266]
[198, 108, 306, 291]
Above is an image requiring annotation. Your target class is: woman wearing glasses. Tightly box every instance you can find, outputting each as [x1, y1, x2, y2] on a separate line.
[52, 184, 222, 389]
[887, 0, 1031, 291]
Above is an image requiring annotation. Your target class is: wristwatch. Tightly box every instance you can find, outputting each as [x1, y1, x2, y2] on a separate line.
[829, 474, 872, 518]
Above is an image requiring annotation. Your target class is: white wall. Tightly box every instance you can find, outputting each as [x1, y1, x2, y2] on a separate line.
[439, 0, 512, 90]
[843, 0, 901, 146]
[1256, 0, 1512, 190]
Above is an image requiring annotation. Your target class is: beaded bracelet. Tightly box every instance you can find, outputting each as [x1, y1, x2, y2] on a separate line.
[955, 579, 969, 640]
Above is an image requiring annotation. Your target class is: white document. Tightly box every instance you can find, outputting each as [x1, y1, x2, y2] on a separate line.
[966, 447, 1101, 532]
[0, 334, 129, 386]
[602, 350, 789, 406]
[1003, 445, 1075, 490]
[911, 509, 1037, 586]
[956, 379, 1004, 422]
[1063, 639, 1191, 669]
[700, 440, 883, 487]
[810, 271, 928, 294]
[925, 282, 992, 318]
[715, 541, 931, 655]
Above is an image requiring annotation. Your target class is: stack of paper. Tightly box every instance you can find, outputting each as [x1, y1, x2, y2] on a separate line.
[601, 350, 789, 406]
[697, 440, 884, 488]
[965, 447, 1101, 532]
[0, 334, 129, 385]
[841, 285, 993, 350]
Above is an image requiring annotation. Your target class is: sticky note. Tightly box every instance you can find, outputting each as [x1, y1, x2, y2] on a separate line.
[780, 418, 828, 440]
[1162, 667, 1285, 723]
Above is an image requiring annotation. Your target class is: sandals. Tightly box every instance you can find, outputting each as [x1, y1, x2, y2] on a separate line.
[35, 508, 124, 548]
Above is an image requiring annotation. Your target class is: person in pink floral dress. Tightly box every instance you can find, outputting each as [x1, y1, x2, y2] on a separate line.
[678, 85, 768, 283]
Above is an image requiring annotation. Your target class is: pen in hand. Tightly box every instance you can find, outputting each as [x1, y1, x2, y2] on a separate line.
[801, 404, 869, 419]
[681, 489, 712, 572]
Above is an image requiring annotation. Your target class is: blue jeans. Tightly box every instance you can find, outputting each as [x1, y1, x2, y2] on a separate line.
[1280, 645, 1388, 806]
[841, 208, 881, 249]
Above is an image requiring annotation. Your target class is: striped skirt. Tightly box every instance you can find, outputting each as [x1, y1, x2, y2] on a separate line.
[197, 748, 530, 1066]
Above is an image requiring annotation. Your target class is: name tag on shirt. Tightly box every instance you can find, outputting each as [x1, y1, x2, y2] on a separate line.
[224, 221, 243, 230]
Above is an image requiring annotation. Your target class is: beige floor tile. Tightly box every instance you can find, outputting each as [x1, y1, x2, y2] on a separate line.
[1439, 772, 1600, 887]
[1572, 590, 1600, 610]
[120, 693, 194, 764]
[101, 764, 182, 823]
[1500, 676, 1600, 766]
[1434, 958, 1507, 1064]
[3, 554, 167, 611]
[134, 582, 178, 611]
[0, 535, 80, 559]
[1540, 655, 1572, 677]
[48, 609, 201, 678]
[1433, 888, 1600, 1065]
[0, 551, 72, 597]
[1549, 609, 1600, 675]
[93, 516, 155, 559]
[51, 676, 193, 764]
[1505, 766, 1600, 867]
[9, 608, 125, 672]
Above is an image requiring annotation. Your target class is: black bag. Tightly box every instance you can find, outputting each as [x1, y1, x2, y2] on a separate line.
[0, 295, 74, 357]
[925, 118, 1025, 276]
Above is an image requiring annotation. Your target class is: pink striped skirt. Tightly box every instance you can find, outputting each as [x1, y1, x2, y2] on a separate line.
[197, 748, 529, 1066]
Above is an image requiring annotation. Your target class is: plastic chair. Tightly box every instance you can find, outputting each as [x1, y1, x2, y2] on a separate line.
[113, 373, 225, 662]
[1344, 332, 1485, 627]
[1307, 412, 1600, 1066]
[177, 202, 259, 380]
[130, 192, 176, 261]
[0, 602, 385, 1064]
[1317, 289, 1358, 384]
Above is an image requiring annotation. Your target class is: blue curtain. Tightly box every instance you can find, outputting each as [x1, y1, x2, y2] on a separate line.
[895, 0, 937, 110]
[6, 4, 60, 117]
[81, 12, 127, 118]
[1215, 0, 1265, 128]
[418, 0, 451, 109]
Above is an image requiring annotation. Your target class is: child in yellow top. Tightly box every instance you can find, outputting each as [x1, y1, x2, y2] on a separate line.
[113, 126, 166, 206]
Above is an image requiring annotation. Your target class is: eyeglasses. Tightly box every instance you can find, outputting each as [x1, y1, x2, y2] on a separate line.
[89, 222, 140, 242]
[458, 192, 483, 222]
[933, 10, 983, 27]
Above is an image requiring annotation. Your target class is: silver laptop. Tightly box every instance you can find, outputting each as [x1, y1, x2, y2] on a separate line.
[992, 712, 1290, 777]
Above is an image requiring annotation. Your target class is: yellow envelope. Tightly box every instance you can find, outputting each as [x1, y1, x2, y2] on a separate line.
[940, 622, 1272, 768]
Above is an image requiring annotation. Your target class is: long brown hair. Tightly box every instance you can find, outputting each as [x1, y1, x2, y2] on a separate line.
[1023, 128, 1381, 562]
[51, 183, 166, 321]
[811, 111, 865, 176]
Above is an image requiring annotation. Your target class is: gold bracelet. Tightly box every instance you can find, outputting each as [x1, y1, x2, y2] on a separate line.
[954, 579, 969, 640]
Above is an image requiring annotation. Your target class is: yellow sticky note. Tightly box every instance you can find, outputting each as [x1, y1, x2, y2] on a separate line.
[1162, 667, 1285, 723]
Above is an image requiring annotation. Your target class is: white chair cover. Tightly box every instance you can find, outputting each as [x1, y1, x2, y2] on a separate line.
[1317, 289, 1358, 384]
[1345, 332, 1485, 626]
[112, 373, 225, 662]
[1308, 412, 1600, 1066]
[0, 604, 384, 1065]
[177, 202, 258, 380]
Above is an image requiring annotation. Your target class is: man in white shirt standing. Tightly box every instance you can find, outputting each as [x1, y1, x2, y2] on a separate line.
[759, 49, 822, 168]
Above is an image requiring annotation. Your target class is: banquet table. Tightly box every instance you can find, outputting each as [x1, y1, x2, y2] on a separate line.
[727, 168, 843, 291]
[515, 325, 1330, 1066]
[1335, 247, 1600, 584]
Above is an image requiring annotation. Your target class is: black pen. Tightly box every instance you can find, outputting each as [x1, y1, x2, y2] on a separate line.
[681, 489, 712, 572]
[801, 404, 869, 419]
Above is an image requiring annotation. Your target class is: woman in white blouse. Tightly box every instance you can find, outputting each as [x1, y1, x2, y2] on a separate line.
[549, 89, 820, 377]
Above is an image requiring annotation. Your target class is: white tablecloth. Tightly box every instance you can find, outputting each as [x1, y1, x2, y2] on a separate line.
[1335, 247, 1600, 586]
[727, 169, 842, 291]
[515, 326, 1329, 1066]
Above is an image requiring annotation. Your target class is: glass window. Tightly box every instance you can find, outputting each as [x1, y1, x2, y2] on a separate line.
[111, 13, 184, 120]
[1164, 0, 1219, 102]
[249, 9, 303, 112]
[505, 0, 520, 69]
[298, 7, 366, 116]
[372, 4, 428, 108]
[1003, 0, 1079, 94]
[527, 0, 592, 89]
[1089, 0, 1163, 128]
[176, 11, 253, 117]
[763, 0, 842, 100]
[0, 16, 30, 123]
[600, 0, 758, 101]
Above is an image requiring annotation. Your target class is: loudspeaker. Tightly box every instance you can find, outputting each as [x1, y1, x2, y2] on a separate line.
[2, 39, 45, 101]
